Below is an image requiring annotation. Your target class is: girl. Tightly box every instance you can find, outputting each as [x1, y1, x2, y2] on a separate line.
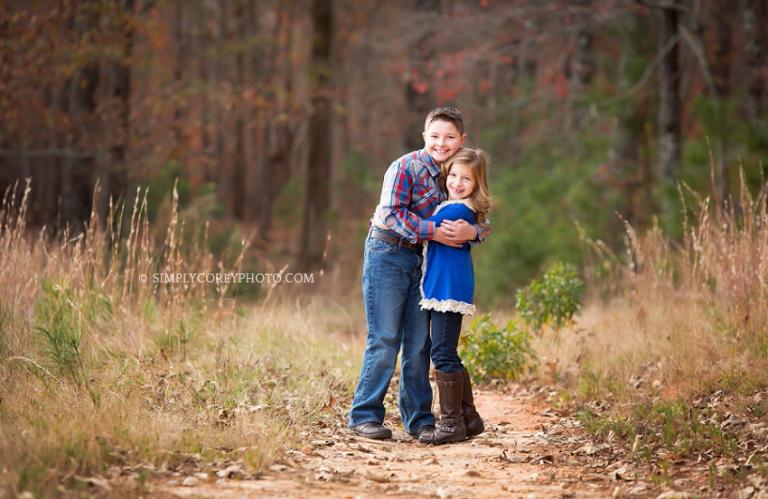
[418, 147, 492, 445]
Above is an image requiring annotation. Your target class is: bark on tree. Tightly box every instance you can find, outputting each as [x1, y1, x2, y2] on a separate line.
[713, 1, 732, 204]
[404, 0, 439, 151]
[609, 13, 646, 228]
[254, 0, 296, 238]
[69, 6, 100, 225]
[243, 0, 260, 224]
[213, 0, 229, 198]
[195, 0, 212, 182]
[657, 2, 682, 184]
[229, 0, 250, 220]
[103, 0, 134, 219]
[172, 0, 186, 159]
[299, 0, 333, 270]
[566, 0, 595, 129]
[743, 0, 766, 124]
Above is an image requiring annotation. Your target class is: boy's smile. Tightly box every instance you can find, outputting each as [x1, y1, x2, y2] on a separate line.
[446, 162, 476, 200]
[423, 120, 466, 164]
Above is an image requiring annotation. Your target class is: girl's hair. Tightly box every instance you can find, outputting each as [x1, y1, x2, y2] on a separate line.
[440, 147, 492, 228]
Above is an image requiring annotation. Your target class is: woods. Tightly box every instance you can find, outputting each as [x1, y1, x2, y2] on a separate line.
[2, 0, 767, 297]
[3, 1, 768, 497]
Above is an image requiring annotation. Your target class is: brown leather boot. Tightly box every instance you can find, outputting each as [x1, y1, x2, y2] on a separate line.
[461, 366, 485, 438]
[419, 370, 466, 445]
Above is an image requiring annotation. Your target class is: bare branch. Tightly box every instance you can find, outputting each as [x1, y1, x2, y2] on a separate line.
[596, 33, 680, 108]
[679, 25, 717, 97]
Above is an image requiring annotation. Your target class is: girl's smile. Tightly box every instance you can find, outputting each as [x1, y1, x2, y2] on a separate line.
[446, 163, 476, 200]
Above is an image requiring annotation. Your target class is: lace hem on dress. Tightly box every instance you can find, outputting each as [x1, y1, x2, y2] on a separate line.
[419, 298, 476, 316]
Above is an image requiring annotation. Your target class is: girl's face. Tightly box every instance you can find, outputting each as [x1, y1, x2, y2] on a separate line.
[446, 162, 476, 200]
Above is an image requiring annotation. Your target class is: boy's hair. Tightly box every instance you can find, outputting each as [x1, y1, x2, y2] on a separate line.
[424, 107, 464, 135]
[440, 147, 492, 228]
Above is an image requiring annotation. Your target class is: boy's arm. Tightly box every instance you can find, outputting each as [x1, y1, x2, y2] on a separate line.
[429, 205, 484, 246]
[374, 160, 436, 243]
[473, 218, 491, 244]
[440, 216, 490, 245]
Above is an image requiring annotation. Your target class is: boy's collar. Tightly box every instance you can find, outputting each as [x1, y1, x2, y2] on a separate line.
[419, 148, 441, 176]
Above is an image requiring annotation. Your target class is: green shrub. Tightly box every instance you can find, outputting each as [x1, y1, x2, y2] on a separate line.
[34, 280, 85, 387]
[515, 261, 585, 332]
[459, 314, 537, 382]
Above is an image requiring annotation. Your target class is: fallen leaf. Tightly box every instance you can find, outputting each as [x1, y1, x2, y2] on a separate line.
[364, 471, 391, 483]
[181, 476, 198, 487]
[215, 465, 244, 479]
[73, 476, 112, 491]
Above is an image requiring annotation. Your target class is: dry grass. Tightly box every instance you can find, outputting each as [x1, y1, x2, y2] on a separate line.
[537, 173, 768, 403]
[0, 181, 363, 497]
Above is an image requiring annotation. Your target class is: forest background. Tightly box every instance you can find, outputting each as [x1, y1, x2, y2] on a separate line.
[4, 0, 766, 305]
[3, 0, 768, 496]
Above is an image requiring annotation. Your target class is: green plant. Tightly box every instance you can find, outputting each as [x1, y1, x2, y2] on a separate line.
[459, 314, 538, 382]
[34, 280, 86, 387]
[515, 261, 585, 332]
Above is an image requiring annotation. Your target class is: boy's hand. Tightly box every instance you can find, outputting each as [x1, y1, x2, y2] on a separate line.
[435, 220, 477, 247]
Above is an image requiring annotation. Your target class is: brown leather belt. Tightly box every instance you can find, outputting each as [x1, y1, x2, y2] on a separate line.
[369, 228, 423, 252]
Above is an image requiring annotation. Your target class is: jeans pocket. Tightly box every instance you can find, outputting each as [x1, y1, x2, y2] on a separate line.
[367, 237, 397, 254]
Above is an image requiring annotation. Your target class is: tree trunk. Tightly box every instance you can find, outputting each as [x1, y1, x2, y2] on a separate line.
[213, 0, 229, 188]
[231, 0, 247, 220]
[105, 0, 134, 217]
[609, 13, 644, 228]
[713, 2, 732, 204]
[299, 0, 333, 270]
[196, 0, 212, 182]
[172, 0, 185, 160]
[254, 1, 284, 238]
[259, 2, 296, 238]
[743, 0, 766, 124]
[74, 7, 101, 224]
[657, 3, 682, 184]
[566, 0, 595, 130]
[403, 0, 439, 151]
[242, 0, 260, 223]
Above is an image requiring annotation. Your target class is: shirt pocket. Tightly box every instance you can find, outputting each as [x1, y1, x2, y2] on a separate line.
[412, 185, 438, 210]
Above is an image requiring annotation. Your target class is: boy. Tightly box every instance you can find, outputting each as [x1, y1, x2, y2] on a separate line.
[348, 107, 482, 440]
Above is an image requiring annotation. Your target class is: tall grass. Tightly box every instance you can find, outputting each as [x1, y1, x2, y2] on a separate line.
[542, 172, 768, 400]
[0, 180, 361, 497]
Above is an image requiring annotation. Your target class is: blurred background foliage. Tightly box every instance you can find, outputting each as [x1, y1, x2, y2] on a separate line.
[1, 0, 767, 305]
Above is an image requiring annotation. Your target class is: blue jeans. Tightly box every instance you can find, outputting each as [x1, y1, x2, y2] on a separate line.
[429, 311, 464, 373]
[348, 236, 435, 433]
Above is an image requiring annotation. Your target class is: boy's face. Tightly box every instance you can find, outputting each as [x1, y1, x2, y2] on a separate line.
[422, 119, 466, 164]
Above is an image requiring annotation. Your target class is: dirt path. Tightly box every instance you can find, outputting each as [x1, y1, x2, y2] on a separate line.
[159, 385, 619, 498]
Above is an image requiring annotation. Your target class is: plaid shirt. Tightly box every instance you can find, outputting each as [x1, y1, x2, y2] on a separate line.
[371, 149, 445, 243]
[371, 148, 492, 244]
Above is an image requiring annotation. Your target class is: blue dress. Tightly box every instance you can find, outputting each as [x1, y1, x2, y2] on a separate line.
[419, 200, 476, 315]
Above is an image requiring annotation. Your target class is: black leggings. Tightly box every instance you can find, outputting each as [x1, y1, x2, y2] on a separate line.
[429, 310, 464, 373]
